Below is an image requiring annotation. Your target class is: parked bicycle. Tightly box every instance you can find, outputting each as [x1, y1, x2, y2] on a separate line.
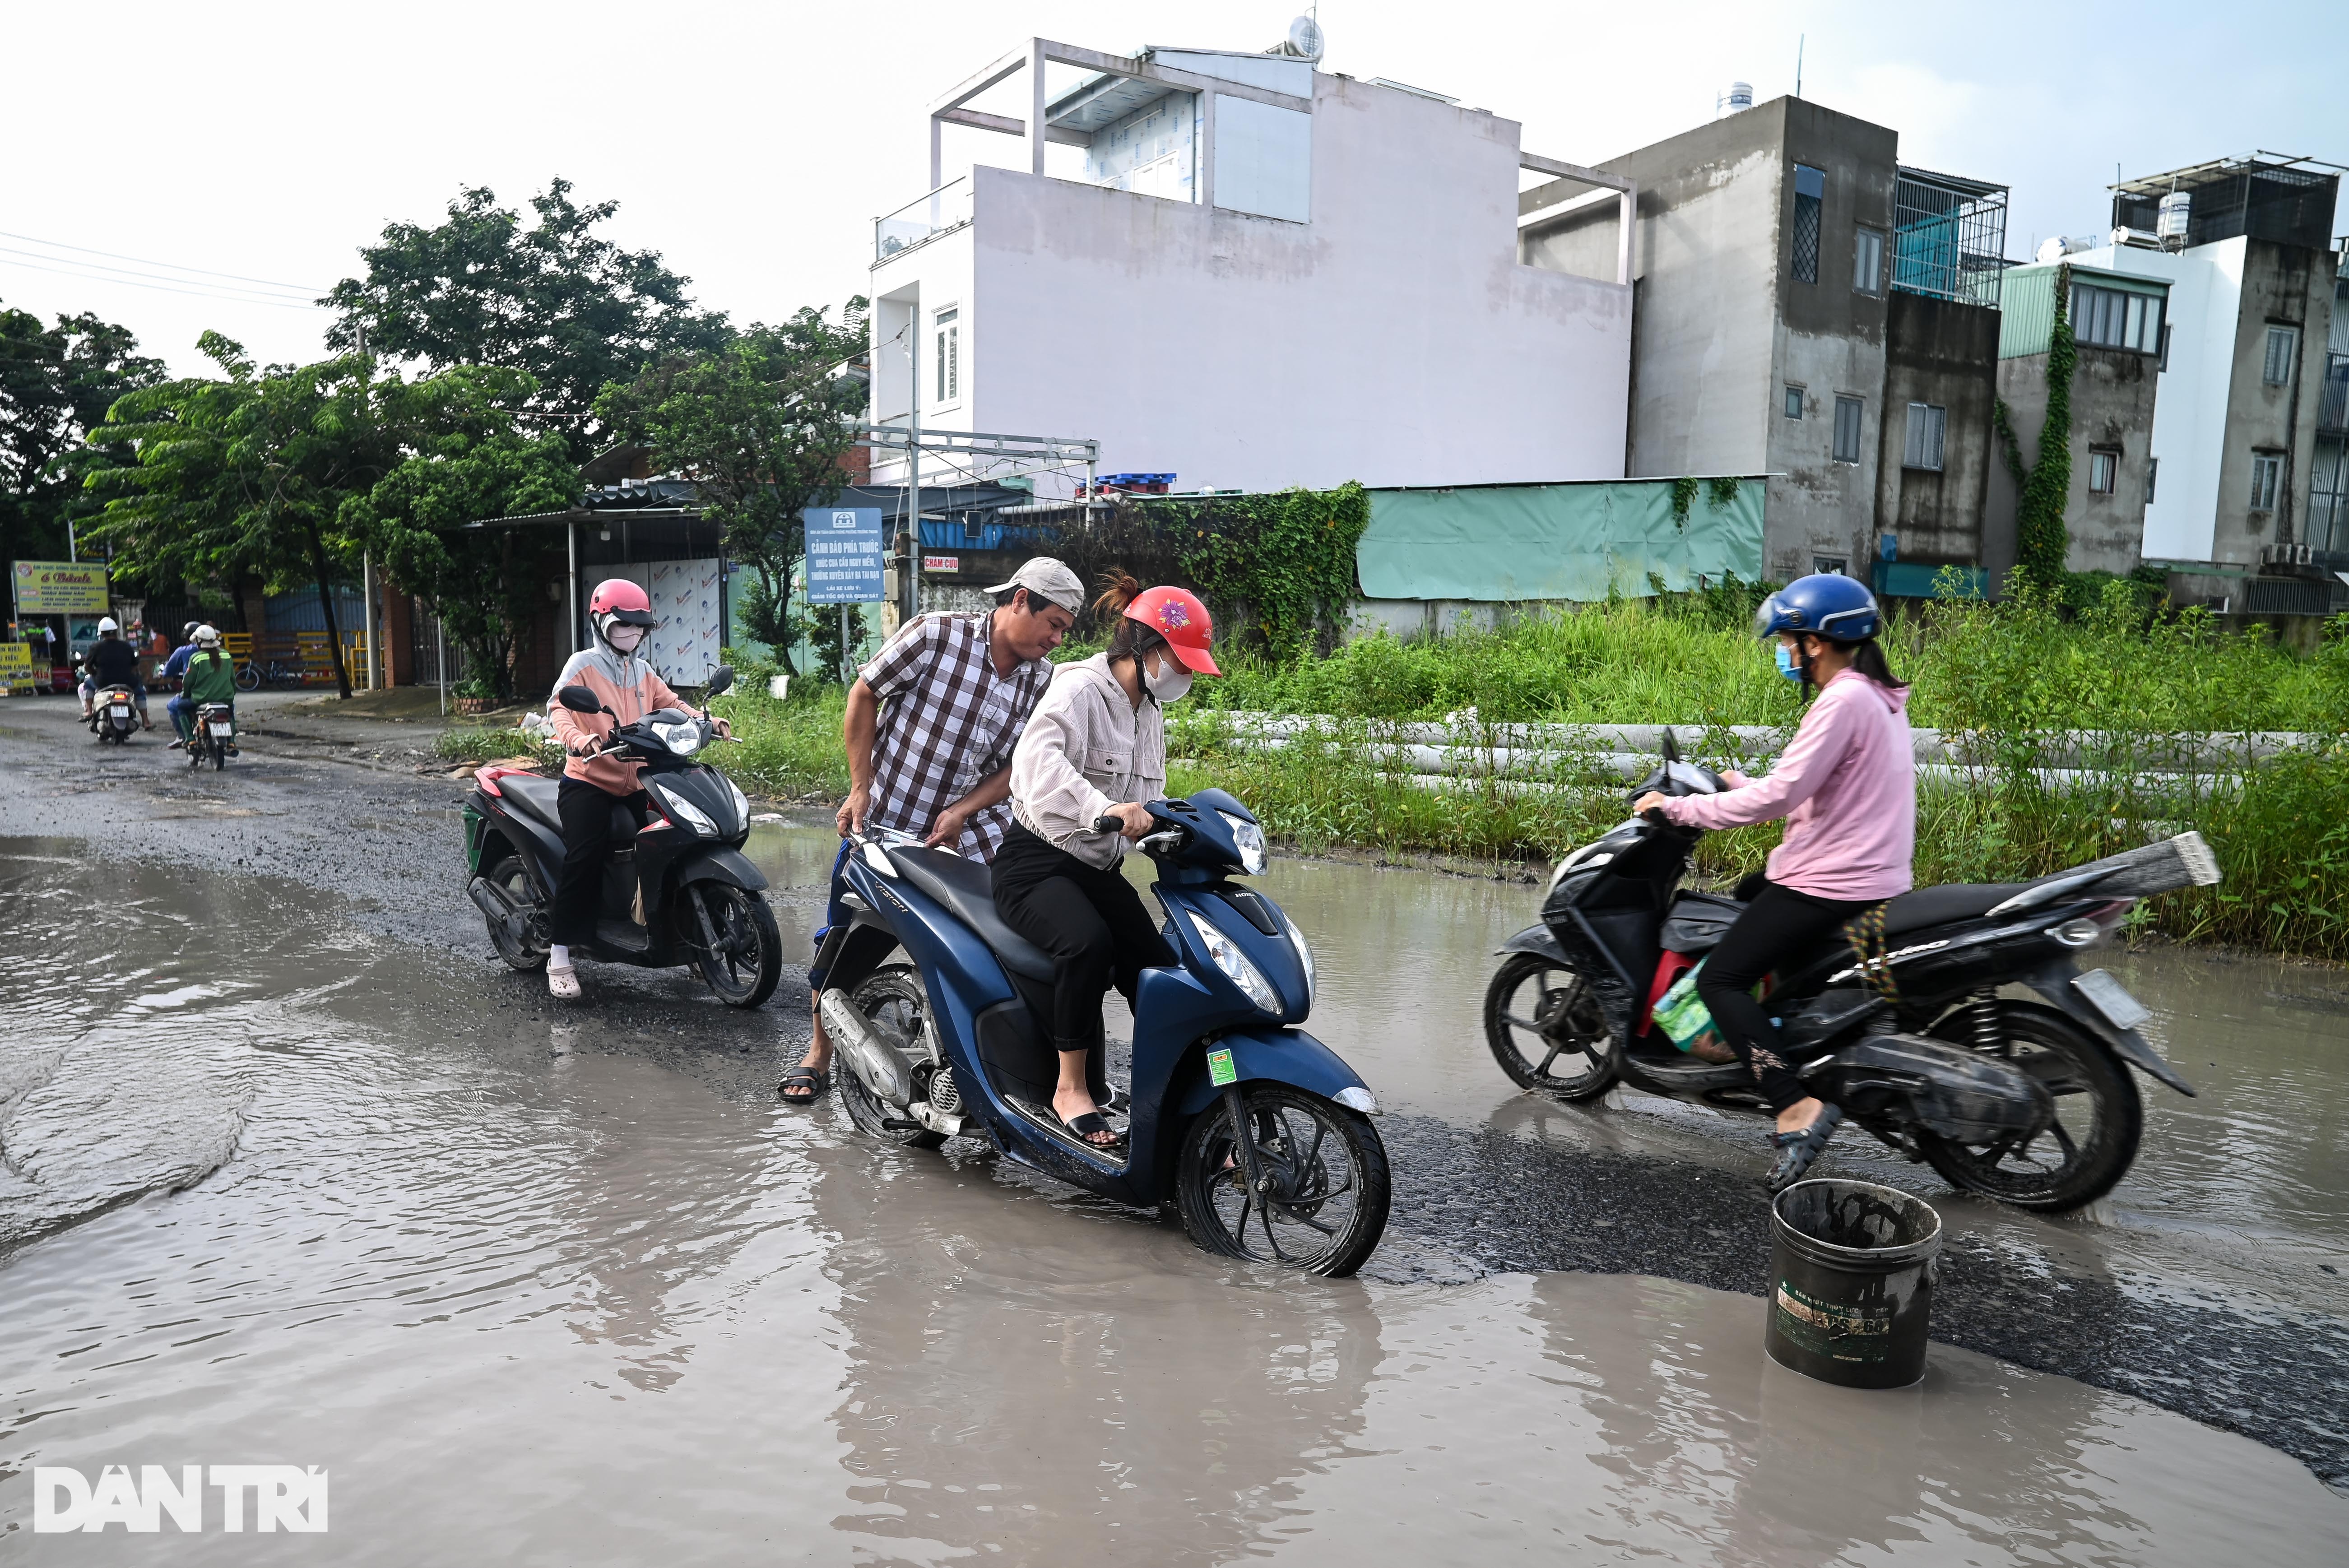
[234, 654, 305, 691]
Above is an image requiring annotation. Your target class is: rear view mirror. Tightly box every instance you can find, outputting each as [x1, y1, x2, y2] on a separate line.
[557, 684, 603, 714]
[704, 665, 735, 699]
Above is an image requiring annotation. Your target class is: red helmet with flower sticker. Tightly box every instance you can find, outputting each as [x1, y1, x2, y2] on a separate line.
[1124, 585, 1219, 675]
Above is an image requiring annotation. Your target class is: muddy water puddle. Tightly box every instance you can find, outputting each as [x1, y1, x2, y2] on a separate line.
[3, 837, 2345, 1559]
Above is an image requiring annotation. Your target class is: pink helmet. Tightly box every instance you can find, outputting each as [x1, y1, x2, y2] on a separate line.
[589, 579, 657, 625]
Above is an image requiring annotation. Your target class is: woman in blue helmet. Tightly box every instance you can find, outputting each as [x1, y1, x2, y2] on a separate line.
[1633, 573, 1915, 1189]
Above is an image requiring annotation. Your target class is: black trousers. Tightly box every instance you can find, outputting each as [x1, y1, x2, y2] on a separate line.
[1701, 878, 1876, 1114]
[991, 822, 1175, 1056]
[551, 777, 648, 948]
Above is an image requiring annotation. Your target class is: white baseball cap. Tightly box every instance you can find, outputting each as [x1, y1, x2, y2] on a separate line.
[984, 557, 1086, 616]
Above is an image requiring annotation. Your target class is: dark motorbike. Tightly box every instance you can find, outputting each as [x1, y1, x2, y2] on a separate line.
[1483, 733, 2220, 1211]
[189, 702, 235, 769]
[88, 683, 139, 745]
[817, 789, 1391, 1275]
[460, 666, 783, 1007]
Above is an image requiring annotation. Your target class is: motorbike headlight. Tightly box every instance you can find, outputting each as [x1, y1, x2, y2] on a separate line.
[1286, 920, 1315, 1008]
[1185, 909, 1281, 1014]
[655, 783, 718, 835]
[1218, 811, 1267, 876]
[725, 776, 749, 827]
[661, 724, 704, 756]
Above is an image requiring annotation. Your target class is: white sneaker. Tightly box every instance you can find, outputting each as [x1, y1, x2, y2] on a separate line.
[548, 963, 580, 999]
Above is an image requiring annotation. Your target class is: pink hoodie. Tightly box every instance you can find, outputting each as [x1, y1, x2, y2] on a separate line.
[1660, 668, 1915, 901]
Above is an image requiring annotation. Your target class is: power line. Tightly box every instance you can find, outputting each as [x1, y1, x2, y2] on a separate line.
[0, 246, 322, 307]
[0, 254, 330, 312]
[0, 228, 332, 295]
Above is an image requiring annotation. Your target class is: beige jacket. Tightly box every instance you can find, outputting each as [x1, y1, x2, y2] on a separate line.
[548, 645, 686, 796]
[1008, 654, 1166, 869]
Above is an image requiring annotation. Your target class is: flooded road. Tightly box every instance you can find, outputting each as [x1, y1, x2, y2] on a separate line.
[0, 698, 2344, 1554]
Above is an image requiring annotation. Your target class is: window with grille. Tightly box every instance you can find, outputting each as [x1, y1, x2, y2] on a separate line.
[2069, 283, 2163, 353]
[1853, 227, 1884, 294]
[1833, 395, 1863, 464]
[2249, 451, 2282, 511]
[1902, 403, 1946, 471]
[1813, 555, 1849, 577]
[1784, 385, 1805, 420]
[1791, 165, 1824, 285]
[2088, 449, 2118, 494]
[2147, 456, 2159, 504]
[2264, 325, 2299, 386]
[934, 306, 960, 404]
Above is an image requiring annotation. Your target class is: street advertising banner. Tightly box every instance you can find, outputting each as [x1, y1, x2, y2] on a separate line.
[0, 642, 33, 693]
[804, 508, 884, 605]
[11, 560, 110, 616]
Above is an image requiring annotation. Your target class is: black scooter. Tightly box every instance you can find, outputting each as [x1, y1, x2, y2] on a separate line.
[1483, 733, 2220, 1211]
[87, 682, 140, 744]
[460, 666, 783, 1007]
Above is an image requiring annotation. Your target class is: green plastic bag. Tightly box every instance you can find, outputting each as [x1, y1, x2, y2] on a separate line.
[1653, 961, 1727, 1056]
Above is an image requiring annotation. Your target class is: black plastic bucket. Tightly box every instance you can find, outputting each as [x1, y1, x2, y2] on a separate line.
[1765, 1178, 1942, 1389]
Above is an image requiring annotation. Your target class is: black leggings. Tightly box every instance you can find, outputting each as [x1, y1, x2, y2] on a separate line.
[551, 778, 648, 948]
[991, 822, 1174, 1056]
[1701, 878, 1875, 1114]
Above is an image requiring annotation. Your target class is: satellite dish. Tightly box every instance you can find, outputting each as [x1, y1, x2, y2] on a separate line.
[1285, 15, 1325, 61]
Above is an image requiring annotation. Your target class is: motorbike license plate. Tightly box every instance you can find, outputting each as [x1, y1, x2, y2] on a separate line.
[211, 721, 234, 737]
[109, 705, 130, 719]
[2072, 968, 2150, 1031]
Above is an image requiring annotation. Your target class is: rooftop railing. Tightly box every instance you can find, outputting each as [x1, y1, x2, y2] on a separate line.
[875, 177, 973, 265]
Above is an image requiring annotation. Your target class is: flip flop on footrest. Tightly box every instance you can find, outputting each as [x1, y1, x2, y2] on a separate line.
[1765, 1104, 1843, 1192]
[1062, 1111, 1126, 1150]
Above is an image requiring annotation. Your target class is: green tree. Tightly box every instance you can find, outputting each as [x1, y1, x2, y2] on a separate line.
[321, 179, 729, 460]
[595, 301, 869, 675]
[1995, 262, 2077, 592]
[86, 334, 390, 696]
[340, 367, 577, 699]
[0, 302, 165, 568]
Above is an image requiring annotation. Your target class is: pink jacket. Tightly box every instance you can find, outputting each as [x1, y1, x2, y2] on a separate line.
[1660, 669, 1916, 901]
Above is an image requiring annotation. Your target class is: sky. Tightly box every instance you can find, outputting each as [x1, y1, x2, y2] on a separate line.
[4, 0, 2342, 378]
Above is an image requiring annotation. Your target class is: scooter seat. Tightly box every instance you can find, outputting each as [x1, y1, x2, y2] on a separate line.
[498, 773, 566, 834]
[1880, 882, 2032, 936]
[886, 845, 1058, 983]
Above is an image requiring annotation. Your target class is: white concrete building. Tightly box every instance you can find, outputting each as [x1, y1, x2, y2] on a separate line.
[866, 37, 1635, 497]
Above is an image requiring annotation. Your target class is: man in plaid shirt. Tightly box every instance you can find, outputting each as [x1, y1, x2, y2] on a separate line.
[782, 557, 1083, 1104]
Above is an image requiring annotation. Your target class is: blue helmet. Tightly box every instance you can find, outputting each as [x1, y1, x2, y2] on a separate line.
[1753, 573, 1881, 642]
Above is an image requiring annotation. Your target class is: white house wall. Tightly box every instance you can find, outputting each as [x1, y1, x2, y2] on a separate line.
[871, 71, 1630, 495]
[2091, 241, 2242, 563]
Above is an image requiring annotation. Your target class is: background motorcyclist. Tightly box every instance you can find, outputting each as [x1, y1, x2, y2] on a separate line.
[160, 621, 203, 690]
[78, 617, 151, 731]
[543, 579, 727, 1001]
[993, 574, 1216, 1148]
[1632, 573, 1916, 1190]
[169, 626, 239, 749]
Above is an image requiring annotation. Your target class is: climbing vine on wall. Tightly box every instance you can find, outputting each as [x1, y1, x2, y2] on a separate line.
[1669, 475, 1746, 533]
[1996, 261, 2077, 591]
[1049, 482, 1371, 656]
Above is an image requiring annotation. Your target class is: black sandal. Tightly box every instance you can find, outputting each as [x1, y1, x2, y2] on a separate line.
[1765, 1103, 1844, 1192]
[1063, 1110, 1127, 1150]
[779, 1064, 830, 1104]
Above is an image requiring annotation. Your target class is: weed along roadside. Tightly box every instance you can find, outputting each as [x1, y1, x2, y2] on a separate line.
[439, 583, 2349, 962]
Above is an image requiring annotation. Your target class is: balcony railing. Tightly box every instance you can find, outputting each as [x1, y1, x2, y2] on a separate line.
[875, 177, 973, 264]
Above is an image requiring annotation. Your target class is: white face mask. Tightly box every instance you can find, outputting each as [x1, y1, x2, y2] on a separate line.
[1144, 649, 1193, 703]
[606, 623, 644, 654]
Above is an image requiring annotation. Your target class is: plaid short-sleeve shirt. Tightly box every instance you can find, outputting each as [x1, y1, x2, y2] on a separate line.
[860, 612, 1054, 860]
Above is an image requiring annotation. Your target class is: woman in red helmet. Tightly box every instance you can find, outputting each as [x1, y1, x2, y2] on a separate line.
[994, 573, 1221, 1147]
[542, 578, 725, 999]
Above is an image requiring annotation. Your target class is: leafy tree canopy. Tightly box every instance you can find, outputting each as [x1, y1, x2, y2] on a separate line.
[321, 178, 729, 460]
[596, 300, 869, 673]
[0, 301, 165, 565]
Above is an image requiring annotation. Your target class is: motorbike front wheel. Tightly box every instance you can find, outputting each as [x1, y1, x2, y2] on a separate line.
[1921, 1002, 2142, 1211]
[690, 884, 782, 1008]
[1176, 1085, 1390, 1277]
[1483, 952, 1621, 1101]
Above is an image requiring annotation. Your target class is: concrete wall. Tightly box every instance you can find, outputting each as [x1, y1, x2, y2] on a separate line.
[1525, 98, 1905, 580]
[1876, 290, 2000, 570]
[869, 72, 1631, 495]
[2223, 239, 2333, 553]
[1988, 344, 2162, 576]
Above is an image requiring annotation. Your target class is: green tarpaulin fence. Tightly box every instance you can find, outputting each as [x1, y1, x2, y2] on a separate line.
[1358, 480, 1765, 602]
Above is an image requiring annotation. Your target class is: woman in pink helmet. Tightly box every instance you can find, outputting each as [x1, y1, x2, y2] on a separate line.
[994, 573, 1221, 1147]
[542, 579, 727, 998]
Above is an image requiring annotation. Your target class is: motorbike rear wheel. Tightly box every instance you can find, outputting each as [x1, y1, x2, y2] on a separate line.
[1920, 1001, 2141, 1211]
[1483, 952, 1620, 1101]
[1176, 1085, 1390, 1276]
[690, 884, 782, 1008]
[834, 966, 947, 1149]
[481, 854, 548, 971]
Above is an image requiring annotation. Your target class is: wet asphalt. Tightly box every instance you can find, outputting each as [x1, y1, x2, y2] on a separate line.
[2, 692, 2343, 1493]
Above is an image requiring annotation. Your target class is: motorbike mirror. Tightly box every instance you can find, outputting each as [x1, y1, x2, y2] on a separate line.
[556, 684, 603, 714]
[703, 665, 734, 699]
[1658, 727, 1686, 793]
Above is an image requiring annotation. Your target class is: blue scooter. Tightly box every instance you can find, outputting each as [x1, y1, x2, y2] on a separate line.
[815, 788, 1391, 1276]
